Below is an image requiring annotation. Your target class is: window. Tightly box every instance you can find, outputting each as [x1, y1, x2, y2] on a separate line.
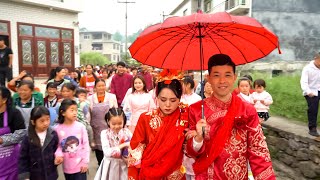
[204, 0, 212, 12]
[183, 9, 188, 16]
[0, 22, 8, 34]
[84, 35, 90, 39]
[62, 30, 73, 39]
[113, 55, 116, 61]
[19, 25, 33, 36]
[92, 44, 103, 50]
[92, 33, 102, 39]
[35, 27, 60, 38]
[113, 44, 116, 49]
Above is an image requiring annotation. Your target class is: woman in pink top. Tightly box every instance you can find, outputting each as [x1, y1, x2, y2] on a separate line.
[123, 76, 156, 133]
[54, 99, 90, 180]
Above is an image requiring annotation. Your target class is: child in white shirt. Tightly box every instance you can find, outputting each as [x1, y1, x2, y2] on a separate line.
[251, 79, 273, 122]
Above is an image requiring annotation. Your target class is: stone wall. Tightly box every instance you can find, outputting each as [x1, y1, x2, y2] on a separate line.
[263, 124, 320, 179]
[252, 0, 320, 61]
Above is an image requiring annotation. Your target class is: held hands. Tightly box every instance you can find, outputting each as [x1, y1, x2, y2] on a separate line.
[54, 156, 63, 165]
[80, 166, 88, 173]
[18, 70, 27, 79]
[185, 128, 197, 140]
[308, 93, 315, 97]
[118, 142, 130, 149]
[195, 119, 207, 143]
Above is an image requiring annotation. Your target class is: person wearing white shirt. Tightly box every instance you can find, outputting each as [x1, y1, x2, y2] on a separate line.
[251, 79, 273, 122]
[181, 76, 202, 106]
[300, 52, 320, 137]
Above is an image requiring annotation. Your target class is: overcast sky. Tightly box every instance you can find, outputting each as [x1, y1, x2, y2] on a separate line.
[78, 0, 181, 35]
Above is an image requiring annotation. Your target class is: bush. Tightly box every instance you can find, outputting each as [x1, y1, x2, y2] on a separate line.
[80, 52, 111, 66]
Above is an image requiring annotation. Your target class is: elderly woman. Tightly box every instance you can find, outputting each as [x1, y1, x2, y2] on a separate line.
[12, 80, 44, 127]
[128, 69, 188, 179]
[0, 86, 25, 180]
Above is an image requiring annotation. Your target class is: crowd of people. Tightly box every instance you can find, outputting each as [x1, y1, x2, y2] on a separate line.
[0, 54, 276, 180]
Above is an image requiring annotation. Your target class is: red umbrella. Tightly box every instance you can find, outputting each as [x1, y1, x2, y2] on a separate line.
[129, 11, 280, 70]
[129, 11, 280, 118]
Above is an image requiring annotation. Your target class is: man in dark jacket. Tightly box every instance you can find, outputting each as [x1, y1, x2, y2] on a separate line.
[0, 36, 13, 87]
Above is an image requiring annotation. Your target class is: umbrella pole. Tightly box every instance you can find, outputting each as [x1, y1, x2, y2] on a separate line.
[198, 22, 205, 119]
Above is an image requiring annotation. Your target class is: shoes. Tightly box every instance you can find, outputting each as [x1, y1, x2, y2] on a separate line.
[309, 130, 320, 137]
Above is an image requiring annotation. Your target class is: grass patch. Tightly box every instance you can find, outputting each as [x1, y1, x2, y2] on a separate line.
[245, 73, 319, 124]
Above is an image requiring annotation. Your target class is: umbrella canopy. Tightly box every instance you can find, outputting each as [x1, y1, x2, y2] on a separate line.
[129, 11, 280, 70]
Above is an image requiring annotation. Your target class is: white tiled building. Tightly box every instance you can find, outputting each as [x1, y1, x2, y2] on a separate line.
[0, 0, 82, 77]
[170, 0, 251, 16]
[80, 31, 121, 63]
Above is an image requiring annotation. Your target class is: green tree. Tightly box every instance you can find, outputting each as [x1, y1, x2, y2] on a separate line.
[113, 31, 123, 42]
[128, 29, 143, 43]
[80, 52, 111, 66]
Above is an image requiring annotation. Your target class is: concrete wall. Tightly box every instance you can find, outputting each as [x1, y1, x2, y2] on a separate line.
[0, 1, 80, 76]
[252, 0, 320, 61]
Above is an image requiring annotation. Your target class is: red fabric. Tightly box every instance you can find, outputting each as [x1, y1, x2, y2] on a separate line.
[129, 107, 188, 180]
[192, 95, 242, 174]
[110, 73, 133, 106]
[186, 95, 276, 179]
[129, 11, 280, 70]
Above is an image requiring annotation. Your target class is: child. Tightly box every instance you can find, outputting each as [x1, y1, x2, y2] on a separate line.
[44, 82, 60, 125]
[94, 108, 132, 180]
[57, 83, 94, 147]
[88, 79, 118, 165]
[75, 88, 91, 127]
[236, 77, 255, 180]
[251, 79, 273, 122]
[44, 82, 60, 108]
[54, 99, 90, 180]
[18, 106, 59, 180]
[237, 77, 253, 103]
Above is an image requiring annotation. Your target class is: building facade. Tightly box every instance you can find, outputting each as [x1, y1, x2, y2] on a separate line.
[0, 0, 82, 77]
[169, 0, 320, 61]
[79, 31, 121, 63]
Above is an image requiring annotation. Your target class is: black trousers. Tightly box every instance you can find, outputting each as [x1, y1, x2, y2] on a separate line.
[305, 92, 320, 130]
[64, 172, 87, 180]
[0, 66, 12, 86]
[95, 149, 104, 166]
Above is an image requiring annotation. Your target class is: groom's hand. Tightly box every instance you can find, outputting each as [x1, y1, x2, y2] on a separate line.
[195, 119, 207, 142]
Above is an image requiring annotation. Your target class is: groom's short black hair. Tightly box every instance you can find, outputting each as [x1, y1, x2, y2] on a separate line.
[208, 54, 236, 74]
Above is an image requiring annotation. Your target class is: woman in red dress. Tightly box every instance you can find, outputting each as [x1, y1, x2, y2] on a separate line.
[128, 70, 188, 180]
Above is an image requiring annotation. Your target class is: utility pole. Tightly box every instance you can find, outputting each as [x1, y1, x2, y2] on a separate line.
[118, 0, 135, 61]
[161, 11, 169, 22]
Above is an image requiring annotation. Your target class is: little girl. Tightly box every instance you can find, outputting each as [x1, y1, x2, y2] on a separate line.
[94, 108, 132, 180]
[57, 83, 94, 147]
[88, 79, 118, 165]
[237, 77, 254, 180]
[18, 106, 59, 180]
[251, 79, 273, 122]
[237, 77, 253, 103]
[54, 99, 90, 180]
[44, 82, 60, 125]
[123, 75, 156, 133]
